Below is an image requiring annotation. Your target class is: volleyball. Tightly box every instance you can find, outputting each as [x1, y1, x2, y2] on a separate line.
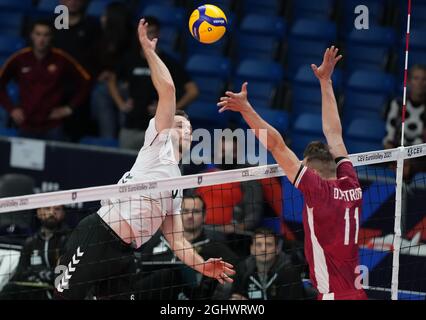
[188, 4, 227, 44]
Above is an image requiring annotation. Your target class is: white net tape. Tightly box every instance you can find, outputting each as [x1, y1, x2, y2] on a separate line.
[0, 144, 425, 213]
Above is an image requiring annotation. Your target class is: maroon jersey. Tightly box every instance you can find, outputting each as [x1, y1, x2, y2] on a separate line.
[293, 157, 367, 300]
[0, 47, 91, 132]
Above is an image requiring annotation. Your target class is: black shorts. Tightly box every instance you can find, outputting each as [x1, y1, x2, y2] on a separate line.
[54, 213, 136, 300]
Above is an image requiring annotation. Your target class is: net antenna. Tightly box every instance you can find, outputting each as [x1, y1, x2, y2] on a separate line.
[391, 0, 412, 300]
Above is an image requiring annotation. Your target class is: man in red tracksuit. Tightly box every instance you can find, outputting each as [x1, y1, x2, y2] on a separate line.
[0, 19, 91, 141]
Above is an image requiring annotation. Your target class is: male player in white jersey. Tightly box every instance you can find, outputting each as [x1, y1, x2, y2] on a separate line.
[218, 47, 367, 300]
[54, 19, 235, 299]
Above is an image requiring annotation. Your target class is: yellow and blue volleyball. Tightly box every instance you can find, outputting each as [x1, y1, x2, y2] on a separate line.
[189, 4, 227, 44]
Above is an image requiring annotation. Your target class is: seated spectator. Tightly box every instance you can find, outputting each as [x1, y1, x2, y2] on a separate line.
[108, 16, 199, 150]
[0, 20, 91, 141]
[384, 64, 426, 178]
[135, 192, 238, 300]
[230, 227, 307, 300]
[90, 1, 134, 139]
[0, 206, 70, 300]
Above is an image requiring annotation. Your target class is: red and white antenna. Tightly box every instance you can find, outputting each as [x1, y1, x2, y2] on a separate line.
[391, 0, 412, 301]
[400, 0, 411, 147]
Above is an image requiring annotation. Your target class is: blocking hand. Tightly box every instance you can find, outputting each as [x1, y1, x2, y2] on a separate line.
[311, 46, 342, 81]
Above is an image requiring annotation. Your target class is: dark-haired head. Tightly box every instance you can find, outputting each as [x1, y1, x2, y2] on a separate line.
[408, 64, 426, 79]
[29, 19, 53, 34]
[303, 141, 336, 179]
[181, 190, 205, 233]
[102, 2, 133, 38]
[59, 0, 90, 15]
[252, 227, 278, 245]
[251, 227, 279, 264]
[183, 190, 205, 213]
[29, 19, 53, 52]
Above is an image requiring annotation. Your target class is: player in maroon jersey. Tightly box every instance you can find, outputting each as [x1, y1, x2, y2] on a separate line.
[217, 46, 367, 300]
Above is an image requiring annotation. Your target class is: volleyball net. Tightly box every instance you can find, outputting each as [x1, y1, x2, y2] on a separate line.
[0, 144, 424, 300]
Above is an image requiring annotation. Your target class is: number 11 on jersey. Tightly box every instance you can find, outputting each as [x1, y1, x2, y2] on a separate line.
[344, 207, 359, 245]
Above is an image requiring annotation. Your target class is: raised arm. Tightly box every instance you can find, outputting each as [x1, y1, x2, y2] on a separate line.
[311, 46, 347, 158]
[217, 83, 301, 183]
[138, 19, 175, 132]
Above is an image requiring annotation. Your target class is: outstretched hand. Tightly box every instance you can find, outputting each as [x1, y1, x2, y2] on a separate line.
[202, 258, 236, 284]
[217, 82, 252, 114]
[311, 46, 342, 81]
[138, 18, 157, 52]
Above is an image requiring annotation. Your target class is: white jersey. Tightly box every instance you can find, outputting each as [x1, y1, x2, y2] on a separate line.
[97, 118, 182, 248]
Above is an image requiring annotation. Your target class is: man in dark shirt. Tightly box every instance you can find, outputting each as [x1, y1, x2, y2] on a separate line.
[0, 20, 91, 141]
[53, 0, 100, 75]
[0, 206, 70, 300]
[108, 16, 198, 150]
[53, 0, 100, 140]
[231, 227, 306, 300]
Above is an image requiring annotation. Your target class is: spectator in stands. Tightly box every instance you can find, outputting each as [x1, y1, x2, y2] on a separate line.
[230, 227, 306, 300]
[0, 205, 70, 300]
[53, 0, 101, 141]
[384, 64, 426, 177]
[90, 2, 133, 138]
[384, 64, 426, 148]
[197, 138, 264, 234]
[135, 192, 238, 300]
[0, 20, 91, 141]
[108, 16, 199, 150]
